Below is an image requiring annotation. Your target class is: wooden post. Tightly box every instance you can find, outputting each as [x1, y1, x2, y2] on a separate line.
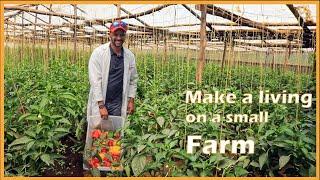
[82, 37, 85, 52]
[221, 33, 228, 72]
[155, 31, 158, 53]
[272, 51, 276, 70]
[187, 31, 191, 63]
[66, 32, 69, 56]
[117, 4, 121, 18]
[133, 36, 136, 51]
[115, 4, 150, 27]
[288, 41, 292, 59]
[230, 37, 235, 67]
[196, 4, 207, 84]
[55, 34, 58, 59]
[312, 47, 316, 76]
[284, 39, 291, 70]
[73, 4, 77, 63]
[13, 16, 16, 65]
[140, 36, 142, 50]
[94, 29, 96, 47]
[264, 48, 268, 68]
[127, 34, 130, 49]
[20, 12, 24, 63]
[32, 6, 38, 64]
[164, 31, 168, 62]
[46, 4, 52, 70]
[89, 37, 92, 52]
[287, 4, 312, 48]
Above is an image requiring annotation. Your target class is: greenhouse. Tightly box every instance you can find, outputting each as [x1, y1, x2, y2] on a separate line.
[3, 3, 317, 177]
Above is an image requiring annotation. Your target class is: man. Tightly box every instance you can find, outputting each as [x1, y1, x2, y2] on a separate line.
[87, 20, 138, 127]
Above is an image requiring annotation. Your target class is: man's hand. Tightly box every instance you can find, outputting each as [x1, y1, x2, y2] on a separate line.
[98, 101, 108, 120]
[99, 106, 108, 120]
[127, 98, 135, 114]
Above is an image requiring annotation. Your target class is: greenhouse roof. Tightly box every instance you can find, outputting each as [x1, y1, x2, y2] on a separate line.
[4, 4, 318, 49]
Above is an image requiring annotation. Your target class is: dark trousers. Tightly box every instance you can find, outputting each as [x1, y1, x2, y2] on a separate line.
[105, 100, 122, 116]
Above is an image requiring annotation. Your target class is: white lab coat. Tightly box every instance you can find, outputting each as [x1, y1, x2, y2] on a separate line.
[86, 42, 138, 128]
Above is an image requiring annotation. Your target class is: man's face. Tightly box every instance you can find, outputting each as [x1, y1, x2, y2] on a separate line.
[110, 29, 126, 47]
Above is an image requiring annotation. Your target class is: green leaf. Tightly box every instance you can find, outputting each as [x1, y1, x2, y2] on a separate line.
[125, 165, 131, 176]
[131, 155, 146, 176]
[209, 154, 218, 163]
[217, 159, 236, 169]
[141, 134, 151, 140]
[265, 130, 274, 136]
[273, 141, 288, 147]
[90, 168, 101, 177]
[186, 169, 196, 176]
[26, 140, 35, 151]
[308, 164, 316, 176]
[234, 166, 249, 177]
[237, 156, 247, 162]
[39, 97, 49, 109]
[269, 171, 274, 176]
[189, 155, 198, 162]
[108, 131, 114, 138]
[64, 107, 76, 117]
[301, 136, 315, 145]
[171, 109, 177, 117]
[9, 136, 33, 147]
[155, 152, 166, 161]
[191, 162, 204, 168]
[200, 169, 211, 176]
[60, 93, 77, 101]
[156, 116, 165, 128]
[57, 118, 71, 125]
[250, 161, 259, 168]
[161, 129, 177, 137]
[54, 128, 69, 133]
[243, 159, 250, 168]
[308, 152, 316, 162]
[301, 148, 308, 157]
[169, 140, 178, 148]
[279, 155, 290, 169]
[299, 164, 316, 176]
[40, 154, 53, 166]
[22, 152, 34, 161]
[25, 130, 36, 138]
[137, 145, 146, 153]
[50, 115, 64, 119]
[26, 114, 41, 121]
[259, 152, 268, 170]
[18, 113, 31, 121]
[283, 128, 294, 136]
[10, 144, 25, 151]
